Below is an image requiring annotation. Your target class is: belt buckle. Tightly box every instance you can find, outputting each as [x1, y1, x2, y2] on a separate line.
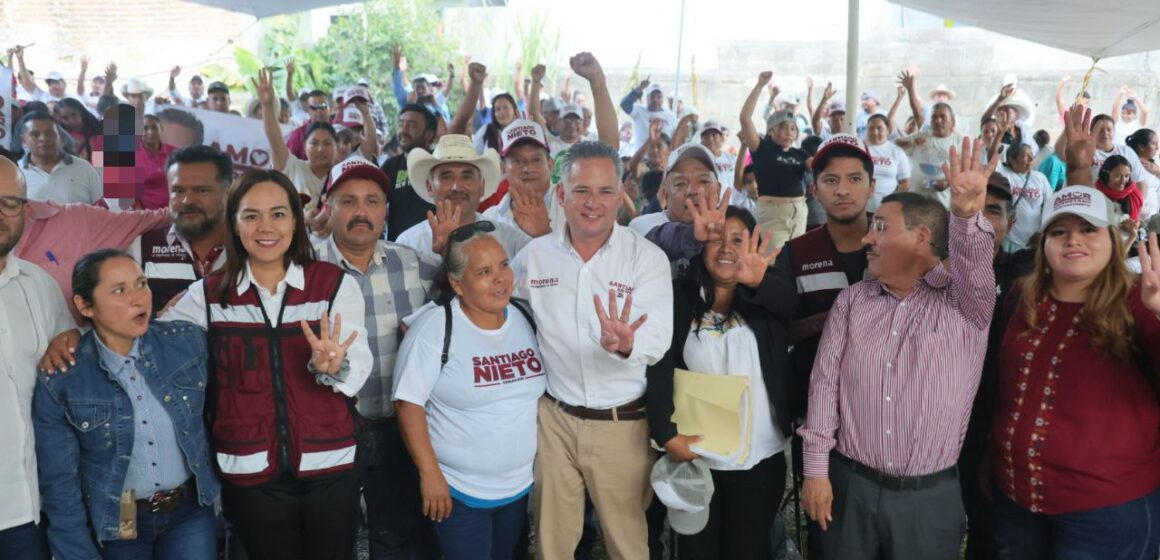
[148, 489, 180, 513]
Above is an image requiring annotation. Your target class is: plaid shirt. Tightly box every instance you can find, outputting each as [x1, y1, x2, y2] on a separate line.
[315, 238, 438, 418]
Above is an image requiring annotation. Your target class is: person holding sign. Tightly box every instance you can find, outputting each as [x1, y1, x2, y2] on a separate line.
[645, 203, 793, 559]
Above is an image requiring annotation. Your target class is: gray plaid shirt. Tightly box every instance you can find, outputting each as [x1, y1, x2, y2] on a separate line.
[315, 238, 438, 418]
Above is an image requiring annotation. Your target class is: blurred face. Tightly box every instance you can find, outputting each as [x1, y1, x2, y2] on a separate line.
[861, 98, 878, 113]
[1122, 107, 1137, 123]
[236, 182, 295, 269]
[769, 121, 798, 148]
[647, 90, 664, 111]
[90, 77, 104, 95]
[279, 105, 291, 125]
[143, 116, 162, 149]
[168, 161, 226, 241]
[57, 106, 83, 132]
[828, 112, 845, 133]
[502, 144, 552, 196]
[47, 80, 66, 98]
[307, 95, 330, 123]
[866, 118, 888, 144]
[700, 130, 724, 155]
[665, 158, 721, 224]
[22, 119, 61, 160]
[619, 124, 633, 143]
[1107, 164, 1132, 190]
[862, 202, 928, 280]
[125, 93, 146, 113]
[1093, 120, 1115, 149]
[1011, 147, 1033, 173]
[983, 193, 1013, 253]
[161, 121, 197, 148]
[428, 162, 483, 219]
[1137, 134, 1159, 161]
[647, 141, 671, 170]
[413, 79, 431, 99]
[450, 236, 513, 317]
[76, 257, 152, 350]
[305, 129, 338, 169]
[1042, 215, 1113, 288]
[742, 171, 757, 195]
[189, 79, 204, 99]
[493, 98, 517, 128]
[811, 156, 872, 223]
[208, 91, 230, 113]
[560, 115, 584, 143]
[544, 111, 561, 134]
[398, 110, 432, 152]
[932, 93, 950, 103]
[981, 121, 999, 142]
[558, 157, 621, 245]
[930, 107, 953, 137]
[997, 106, 1016, 126]
[702, 217, 750, 285]
[328, 179, 387, 251]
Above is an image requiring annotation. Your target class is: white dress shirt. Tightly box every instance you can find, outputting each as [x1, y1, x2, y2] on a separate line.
[0, 257, 73, 530]
[511, 225, 673, 408]
[161, 261, 371, 397]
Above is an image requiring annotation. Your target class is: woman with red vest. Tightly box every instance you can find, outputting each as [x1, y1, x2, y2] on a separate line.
[162, 169, 371, 560]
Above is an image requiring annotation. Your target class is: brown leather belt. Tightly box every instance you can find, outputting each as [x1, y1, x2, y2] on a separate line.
[546, 394, 647, 421]
[136, 479, 193, 514]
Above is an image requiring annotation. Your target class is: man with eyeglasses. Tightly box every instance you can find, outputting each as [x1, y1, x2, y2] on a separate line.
[799, 137, 999, 559]
[314, 157, 442, 560]
[637, 143, 722, 276]
[0, 157, 74, 559]
[287, 89, 333, 160]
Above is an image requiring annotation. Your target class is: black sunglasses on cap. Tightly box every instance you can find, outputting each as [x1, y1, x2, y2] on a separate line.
[449, 221, 496, 244]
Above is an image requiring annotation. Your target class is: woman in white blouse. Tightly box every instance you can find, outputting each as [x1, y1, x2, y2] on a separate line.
[865, 114, 911, 212]
[1126, 129, 1160, 221]
[997, 143, 1052, 253]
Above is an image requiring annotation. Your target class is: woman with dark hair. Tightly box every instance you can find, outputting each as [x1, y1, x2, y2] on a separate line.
[646, 207, 792, 559]
[256, 69, 337, 204]
[393, 221, 544, 560]
[997, 142, 1052, 252]
[161, 169, 371, 560]
[1126, 128, 1159, 220]
[54, 97, 102, 162]
[865, 113, 912, 211]
[1083, 114, 1149, 187]
[34, 249, 220, 559]
[1094, 155, 1144, 233]
[991, 186, 1160, 558]
[474, 93, 520, 153]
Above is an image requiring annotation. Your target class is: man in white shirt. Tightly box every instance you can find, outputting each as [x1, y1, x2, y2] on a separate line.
[512, 141, 673, 560]
[0, 157, 74, 558]
[18, 113, 102, 204]
[396, 134, 537, 261]
[9, 46, 69, 106]
[896, 103, 965, 208]
[620, 80, 678, 153]
[481, 119, 565, 234]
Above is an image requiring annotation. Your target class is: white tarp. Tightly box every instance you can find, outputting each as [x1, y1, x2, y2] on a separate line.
[890, 0, 1160, 59]
[179, 0, 339, 19]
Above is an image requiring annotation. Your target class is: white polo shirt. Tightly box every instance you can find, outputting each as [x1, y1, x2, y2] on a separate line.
[481, 189, 568, 234]
[0, 257, 73, 531]
[511, 224, 673, 408]
[395, 214, 532, 264]
[627, 210, 670, 237]
[21, 153, 103, 204]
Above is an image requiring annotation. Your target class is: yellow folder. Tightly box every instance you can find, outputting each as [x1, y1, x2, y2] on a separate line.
[671, 368, 751, 463]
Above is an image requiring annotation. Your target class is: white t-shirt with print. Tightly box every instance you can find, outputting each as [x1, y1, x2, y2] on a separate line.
[867, 142, 912, 211]
[1092, 145, 1146, 184]
[393, 298, 546, 500]
[998, 166, 1052, 250]
[281, 157, 327, 205]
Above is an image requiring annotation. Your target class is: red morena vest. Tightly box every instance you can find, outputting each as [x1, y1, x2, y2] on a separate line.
[140, 228, 201, 314]
[203, 261, 357, 486]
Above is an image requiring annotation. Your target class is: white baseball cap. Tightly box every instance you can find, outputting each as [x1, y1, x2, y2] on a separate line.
[665, 143, 719, 182]
[1038, 186, 1120, 233]
[560, 103, 583, 120]
[650, 456, 714, 535]
[499, 119, 549, 157]
[44, 71, 65, 82]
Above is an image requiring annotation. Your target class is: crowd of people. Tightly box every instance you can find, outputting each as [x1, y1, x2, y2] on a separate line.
[1, 40, 1159, 560]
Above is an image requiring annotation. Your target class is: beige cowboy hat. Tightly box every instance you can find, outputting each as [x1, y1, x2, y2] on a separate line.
[121, 77, 154, 98]
[928, 83, 957, 100]
[406, 134, 502, 205]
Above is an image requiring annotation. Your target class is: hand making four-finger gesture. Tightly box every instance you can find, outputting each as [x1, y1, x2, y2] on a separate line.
[593, 290, 648, 357]
[300, 310, 359, 376]
[427, 200, 464, 255]
[735, 228, 777, 289]
[943, 137, 1000, 219]
[689, 191, 728, 242]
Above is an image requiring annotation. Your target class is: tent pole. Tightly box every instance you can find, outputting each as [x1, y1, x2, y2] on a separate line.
[673, 0, 687, 112]
[846, 0, 860, 133]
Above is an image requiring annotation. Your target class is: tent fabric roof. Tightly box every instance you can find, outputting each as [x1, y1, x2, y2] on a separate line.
[182, 0, 339, 18]
[891, 0, 1160, 59]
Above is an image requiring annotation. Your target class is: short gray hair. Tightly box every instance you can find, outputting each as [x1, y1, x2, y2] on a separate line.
[931, 102, 955, 120]
[443, 231, 497, 281]
[559, 141, 623, 188]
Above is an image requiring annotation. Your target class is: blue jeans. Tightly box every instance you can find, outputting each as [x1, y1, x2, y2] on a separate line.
[100, 494, 216, 560]
[0, 521, 46, 560]
[434, 495, 528, 560]
[995, 485, 1160, 560]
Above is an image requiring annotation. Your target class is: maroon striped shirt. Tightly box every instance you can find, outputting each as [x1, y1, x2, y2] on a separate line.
[799, 213, 996, 478]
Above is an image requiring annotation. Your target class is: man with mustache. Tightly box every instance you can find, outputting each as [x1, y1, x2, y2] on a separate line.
[121, 145, 231, 313]
[314, 157, 442, 559]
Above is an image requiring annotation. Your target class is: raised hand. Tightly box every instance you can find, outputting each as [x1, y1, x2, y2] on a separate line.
[637, 76, 651, 92]
[821, 82, 835, 101]
[942, 137, 1000, 218]
[300, 310, 359, 376]
[805, 76, 814, 91]
[897, 69, 916, 91]
[252, 68, 276, 108]
[1138, 233, 1160, 315]
[80, 55, 90, 71]
[509, 183, 551, 237]
[735, 227, 777, 288]
[466, 62, 487, 85]
[896, 84, 906, 98]
[531, 64, 546, 84]
[105, 62, 118, 83]
[427, 200, 464, 255]
[593, 289, 648, 356]
[998, 83, 1015, 100]
[170, 65, 181, 80]
[570, 52, 605, 83]
[756, 71, 773, 87]
[1063, 104, 1096, 182]
[285, 58, 295, 75]
[305, 204, 332, 238]
[648, 119, 663, 143]
[769, 85, 781, 102]
[392, 45, 403, 69]
[690, 190, 728, 242]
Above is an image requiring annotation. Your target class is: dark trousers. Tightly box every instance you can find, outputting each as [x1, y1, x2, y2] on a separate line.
[434, 495, 528, 560]
[361, 417, 440, 560]
[0, 521, 47, 560]
[678, 452, 788, 560]
[792, 436, 825, 560]
[823, 453, 965, 560]
[221, 468, 362, 560]
[958, 446, 1003, 560]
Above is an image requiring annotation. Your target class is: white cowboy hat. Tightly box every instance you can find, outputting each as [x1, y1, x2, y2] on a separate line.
[928, 83, 957, 100]
[997, 96, 1032, 122]
[121, 77, 154, 98]
[406, 134, 502, 205]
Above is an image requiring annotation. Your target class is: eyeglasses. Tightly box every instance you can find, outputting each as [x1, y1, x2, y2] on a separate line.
[0, 196, 28, 218]
[308, 104, 329, 111]
[869, 220, 908, 234]
[449, 220, 496, 244]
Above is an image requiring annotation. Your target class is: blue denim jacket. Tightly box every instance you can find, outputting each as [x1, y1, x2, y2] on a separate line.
[32, 320, 221, 559]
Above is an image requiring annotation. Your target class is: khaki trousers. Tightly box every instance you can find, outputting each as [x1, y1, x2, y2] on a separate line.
[533, 396, 656, 560]
[756, 196, 809, 249]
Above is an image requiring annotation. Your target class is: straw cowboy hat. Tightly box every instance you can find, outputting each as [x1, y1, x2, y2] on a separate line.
[928, 83, 957, 100]
[406, 134, 502, 205]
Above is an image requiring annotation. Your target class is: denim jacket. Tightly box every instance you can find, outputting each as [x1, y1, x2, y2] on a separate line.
[32, 320, 220, 559]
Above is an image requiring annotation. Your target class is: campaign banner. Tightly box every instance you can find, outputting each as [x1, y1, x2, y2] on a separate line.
[0, 64, 12, 144]
[157, 105, 292, 179]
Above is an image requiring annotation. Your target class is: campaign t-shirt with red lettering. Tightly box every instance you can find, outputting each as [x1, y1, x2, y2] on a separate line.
[392, 297, 546, 500]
